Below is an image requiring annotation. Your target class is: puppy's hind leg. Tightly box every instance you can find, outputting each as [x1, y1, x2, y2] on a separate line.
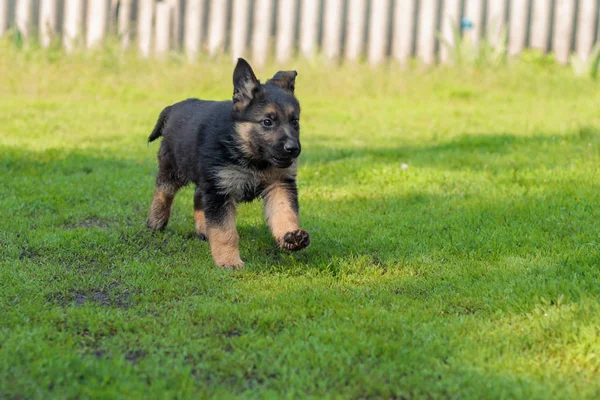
[194, 187, 207, 241]
[147, 186, 178, 231]
[147, 149, 184, 231]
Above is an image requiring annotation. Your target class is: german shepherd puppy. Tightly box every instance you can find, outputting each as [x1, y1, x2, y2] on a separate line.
[146, 58, 310, 269]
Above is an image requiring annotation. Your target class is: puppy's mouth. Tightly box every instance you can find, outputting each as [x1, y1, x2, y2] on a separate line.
[270, 156, 294, 168]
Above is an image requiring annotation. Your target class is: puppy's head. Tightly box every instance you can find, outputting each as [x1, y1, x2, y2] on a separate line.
[232, 58, 301, 169]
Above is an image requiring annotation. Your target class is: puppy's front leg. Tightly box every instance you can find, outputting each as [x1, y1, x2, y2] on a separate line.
[263, 180, 310, 251]
[205, 197, 244, 269]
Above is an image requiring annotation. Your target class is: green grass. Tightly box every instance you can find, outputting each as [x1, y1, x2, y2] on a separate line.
[1, 44, 599, 399]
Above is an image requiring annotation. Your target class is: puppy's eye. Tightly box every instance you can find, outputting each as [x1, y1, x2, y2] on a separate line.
[262, 119, 273, 127]
[291, 119, 299, 128]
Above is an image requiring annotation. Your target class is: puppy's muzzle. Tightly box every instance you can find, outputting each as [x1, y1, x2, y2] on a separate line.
[283, 140, 301, 158]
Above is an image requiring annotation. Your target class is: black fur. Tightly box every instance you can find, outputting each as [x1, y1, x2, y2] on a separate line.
[147, 105, 171, 142]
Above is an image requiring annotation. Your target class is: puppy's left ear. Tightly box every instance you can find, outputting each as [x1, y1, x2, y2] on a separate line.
[267, 71, 298, 94]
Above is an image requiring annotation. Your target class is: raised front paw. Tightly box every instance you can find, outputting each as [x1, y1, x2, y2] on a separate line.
[279, 229, 310, 252]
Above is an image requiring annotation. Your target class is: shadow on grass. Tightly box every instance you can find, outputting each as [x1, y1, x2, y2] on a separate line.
[2, 135, 599, 398]
[301, 127, 600, 172]
[2, 129, 598, 295]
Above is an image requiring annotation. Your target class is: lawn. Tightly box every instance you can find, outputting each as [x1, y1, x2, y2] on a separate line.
[1, 45, 599, 399]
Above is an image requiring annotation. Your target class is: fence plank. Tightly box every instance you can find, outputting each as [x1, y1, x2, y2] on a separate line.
[392, 0, 416, 64]
[440, 0, 460, 63]
[155, 0, 171, 57]
[552, 0, 576, 64]
[184, 0, 205, 61]
[169, 0, 181, 49]
[530, 0, 551, 51]
[508, 0, 528, 56]
[231, 0, 249, 61]
[252, 0, 273, 66]
[108, 0, 118, 35]
[486, 0, 507, 46]
[345, 0, 366, 61]
[323, 0, 343, 61]
[464, 0, 484, 46]
[368, 0, 390, 66]
[576, 0, 598, 61]
[207, 0, 227, 56]
[15, 0, 32, 37]
[6, 0, 598, 65]
[87, 0, 108, 48]
[63, 0, 84, 51]
[39, 0, 57, 46]
[0, 0, 6, 36]
[300, 0, 319, 58]
[597, 2, 600, 48]
[137, 0, 154, 57]
[276, 0, 297, 63]
[118, 0, 133, 49]
[417, 0, 439, 65]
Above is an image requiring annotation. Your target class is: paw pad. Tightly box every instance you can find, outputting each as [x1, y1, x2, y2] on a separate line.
[281, 230, 310, 251]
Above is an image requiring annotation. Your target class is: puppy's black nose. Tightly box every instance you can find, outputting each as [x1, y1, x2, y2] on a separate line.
[283, 141, 300, 156]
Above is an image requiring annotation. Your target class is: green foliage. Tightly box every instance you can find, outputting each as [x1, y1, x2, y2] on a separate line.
[519, 49, 559, 70]
[570, 42, 600, 79]
[438, 21, 507, 69]
[8, 27, 24, 49]
[1, 50, 600, 399]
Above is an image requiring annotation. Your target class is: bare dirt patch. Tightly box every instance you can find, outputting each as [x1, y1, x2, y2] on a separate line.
[46, 282, 133, 309]
[63, 217, 113, 230]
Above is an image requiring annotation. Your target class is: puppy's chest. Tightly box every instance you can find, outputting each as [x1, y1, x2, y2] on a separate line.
[215, 166, 279, 201]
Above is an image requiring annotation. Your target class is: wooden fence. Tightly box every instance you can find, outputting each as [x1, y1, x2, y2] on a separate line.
[0, 0, 598, 66]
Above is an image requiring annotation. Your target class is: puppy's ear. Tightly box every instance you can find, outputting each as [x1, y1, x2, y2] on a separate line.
[267, 70, 297, 94]
[233, 58, 260, 112]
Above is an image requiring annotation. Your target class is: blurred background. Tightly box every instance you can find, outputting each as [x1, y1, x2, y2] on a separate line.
[0, 0, 598, 71]
[2, 2, 600, 398]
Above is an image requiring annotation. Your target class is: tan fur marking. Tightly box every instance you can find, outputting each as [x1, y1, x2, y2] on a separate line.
[207, 209, 243, 268]
[147, 189, 174, 230]
[263, 184, 299, 244]
[233, 101, 245, 113]
[263, 105, 278, 116]
[286, 105, 296, 116]
[234, 122, 258, 158]
[194, 209, 206, 236]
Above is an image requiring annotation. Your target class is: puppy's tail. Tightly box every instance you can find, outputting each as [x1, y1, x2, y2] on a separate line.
[148, 106, 171, 143]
